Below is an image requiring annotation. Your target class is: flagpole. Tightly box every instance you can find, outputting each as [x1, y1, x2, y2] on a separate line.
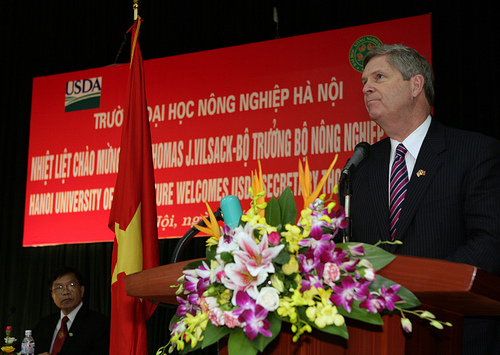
[133, 0, 139, 21]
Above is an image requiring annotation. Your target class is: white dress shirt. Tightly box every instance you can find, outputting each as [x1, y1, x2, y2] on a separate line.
[49, 301, 83, 353]
[388, 115, 431, 200]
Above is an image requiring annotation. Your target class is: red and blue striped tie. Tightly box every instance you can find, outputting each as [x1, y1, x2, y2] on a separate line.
[389, 144, 408, 240]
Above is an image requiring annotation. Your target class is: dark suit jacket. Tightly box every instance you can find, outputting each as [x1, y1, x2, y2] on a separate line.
[33, 304, 110, 355]
[349, 118, 500, 354]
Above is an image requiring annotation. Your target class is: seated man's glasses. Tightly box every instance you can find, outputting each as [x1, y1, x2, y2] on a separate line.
[52, 282, 78, 294]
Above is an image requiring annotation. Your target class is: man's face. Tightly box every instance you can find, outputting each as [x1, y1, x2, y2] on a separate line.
[361, 55, 415, 130]
[51, 273, 85, 315]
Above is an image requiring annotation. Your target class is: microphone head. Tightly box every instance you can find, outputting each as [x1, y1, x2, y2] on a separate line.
[355, 141, 371, 158]
[220, 195, 243, 228]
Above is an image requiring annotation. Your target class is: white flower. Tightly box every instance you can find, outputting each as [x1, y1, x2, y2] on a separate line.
[256, 286, 280, 312]
[4, 336, 16, 344]
[364, 268, 376, 282]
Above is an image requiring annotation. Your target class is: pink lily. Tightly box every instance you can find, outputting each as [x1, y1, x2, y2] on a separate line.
[233, 229, 284, 278]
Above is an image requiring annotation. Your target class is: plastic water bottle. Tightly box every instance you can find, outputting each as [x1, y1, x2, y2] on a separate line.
[21, 329, 35, 354]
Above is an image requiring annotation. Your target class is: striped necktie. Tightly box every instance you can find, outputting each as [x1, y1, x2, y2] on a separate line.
[389, 144, 408, 240]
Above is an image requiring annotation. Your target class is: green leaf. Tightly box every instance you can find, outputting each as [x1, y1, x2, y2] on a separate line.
[370, 275, 421, 309]
[183, 259, 204, 271]
[206, 245, 217, 261]
[337, 300, 384, 325]
[168, 314, 181, 330]
[220, 251, 234, 263]
[273, 248, 291, 265]
[338, 242, 396, 270]
[250, 312, 282, 352]
[202, 322, 232, 349]
[265, 197, 282, 227]
[277, 187, 297, 225]
[316, 322, 349, 340]
[227, 329, 259, 355]
[179, 337, 203, 354]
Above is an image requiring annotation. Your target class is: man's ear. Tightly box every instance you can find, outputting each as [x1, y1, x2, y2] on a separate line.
[80, 285, 85, 298]
[411, 74, 425, 98]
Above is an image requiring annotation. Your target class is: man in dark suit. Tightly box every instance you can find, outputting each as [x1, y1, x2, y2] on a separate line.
[33, 267, 110, 355]
[349, 44, 500, 354]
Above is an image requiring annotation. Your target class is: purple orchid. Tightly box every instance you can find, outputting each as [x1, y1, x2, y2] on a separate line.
[175, 295, 198, 317]
[309, 205, 348, 233]
[322, 242, 349, 265]
[297, 251, 321, 274]
[233, 291, 272, 340]
[298, 225, 332, 257]
[330, 276, 369, 313]
[379, 284, 402, 311]
[359, 295, 386, 313]
[301, 273, 323, 292]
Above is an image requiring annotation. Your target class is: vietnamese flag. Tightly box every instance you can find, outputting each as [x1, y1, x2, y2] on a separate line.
[108, 17, 159, 355]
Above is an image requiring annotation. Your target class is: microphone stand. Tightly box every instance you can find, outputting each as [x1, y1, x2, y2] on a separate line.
[339, 173, 352, 243]
[170, 208, 223, 264]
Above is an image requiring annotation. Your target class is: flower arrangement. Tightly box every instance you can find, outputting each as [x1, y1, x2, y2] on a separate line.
[1, 326, 16, 355]
[158, 157, 450, 355]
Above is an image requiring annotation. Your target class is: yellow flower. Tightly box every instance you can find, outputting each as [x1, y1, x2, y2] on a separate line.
[299, 208, 313, 231]
[193, 201, 221, 246]
[1, 346, 16, 353]
[282, 224, 308, 253]
[219, 288, 231, 305]
[183, 312, 209, 348]
[277, 298, 298, 323]
[298, 155, 338, 209]
[282, 254, 299, 275]
[306, 301, 344, 328]
[242, 214, 277, 237]
[270, 274, 284, 292]
[317, 287, 333, 304]
[251, 160, 266, 217]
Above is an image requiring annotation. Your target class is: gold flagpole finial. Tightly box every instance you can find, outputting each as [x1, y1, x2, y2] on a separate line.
[133, 0, 140, 21]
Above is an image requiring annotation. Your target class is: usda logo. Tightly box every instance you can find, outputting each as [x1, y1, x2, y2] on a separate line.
[65, 77, 102, 112]
[349, 36, 383, 72]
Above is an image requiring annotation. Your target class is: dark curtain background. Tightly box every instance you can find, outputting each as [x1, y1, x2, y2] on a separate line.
[1, 1, 498, 354]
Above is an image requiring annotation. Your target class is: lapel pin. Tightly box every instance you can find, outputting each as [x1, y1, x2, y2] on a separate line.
[416, 169, 426, 177]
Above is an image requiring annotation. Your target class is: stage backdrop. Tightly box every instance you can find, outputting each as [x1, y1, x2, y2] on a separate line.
[24, 14, 431, 246]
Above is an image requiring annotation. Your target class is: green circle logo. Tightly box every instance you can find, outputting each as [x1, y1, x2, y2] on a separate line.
[349, 36, 383, 72]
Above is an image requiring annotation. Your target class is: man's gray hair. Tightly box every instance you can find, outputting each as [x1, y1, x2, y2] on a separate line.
[363, 44, 435, 106]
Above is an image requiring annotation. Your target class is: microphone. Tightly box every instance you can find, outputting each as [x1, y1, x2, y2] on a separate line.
[220, 195, 243, 228]
[339, 142, 371, 184]
[170, 196, 242, 263]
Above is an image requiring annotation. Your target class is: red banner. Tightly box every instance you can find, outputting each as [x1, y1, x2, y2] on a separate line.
[24, 15, 431, 246]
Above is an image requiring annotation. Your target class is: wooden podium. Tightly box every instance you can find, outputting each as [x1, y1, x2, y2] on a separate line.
[125, 256, 500, 355]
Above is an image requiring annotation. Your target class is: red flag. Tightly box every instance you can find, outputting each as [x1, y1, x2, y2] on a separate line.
[108, 17, 159, 355]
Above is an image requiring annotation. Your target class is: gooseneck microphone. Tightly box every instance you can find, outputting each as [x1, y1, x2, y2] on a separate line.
[339, 142, 371, 185]
[170, 195, 242, 264]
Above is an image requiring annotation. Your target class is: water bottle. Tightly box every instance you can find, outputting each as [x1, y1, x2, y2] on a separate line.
[21, 329, 35, 354]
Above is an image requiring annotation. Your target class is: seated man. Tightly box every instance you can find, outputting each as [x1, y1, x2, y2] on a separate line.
[34, 267, 110, 355]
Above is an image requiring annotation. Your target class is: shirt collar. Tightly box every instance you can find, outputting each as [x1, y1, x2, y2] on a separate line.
[390, 115, 432, 160]
[60, 301, 83, 326]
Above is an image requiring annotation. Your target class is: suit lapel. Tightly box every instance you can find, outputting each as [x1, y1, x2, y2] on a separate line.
[394, 119, 446, 241]
[368, 140, 391, 241]
[60, 305, 88, 351]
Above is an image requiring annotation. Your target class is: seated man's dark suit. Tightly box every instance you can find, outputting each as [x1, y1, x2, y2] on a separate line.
[349, 118, 500, 355]
[33, 304, 110, 355]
